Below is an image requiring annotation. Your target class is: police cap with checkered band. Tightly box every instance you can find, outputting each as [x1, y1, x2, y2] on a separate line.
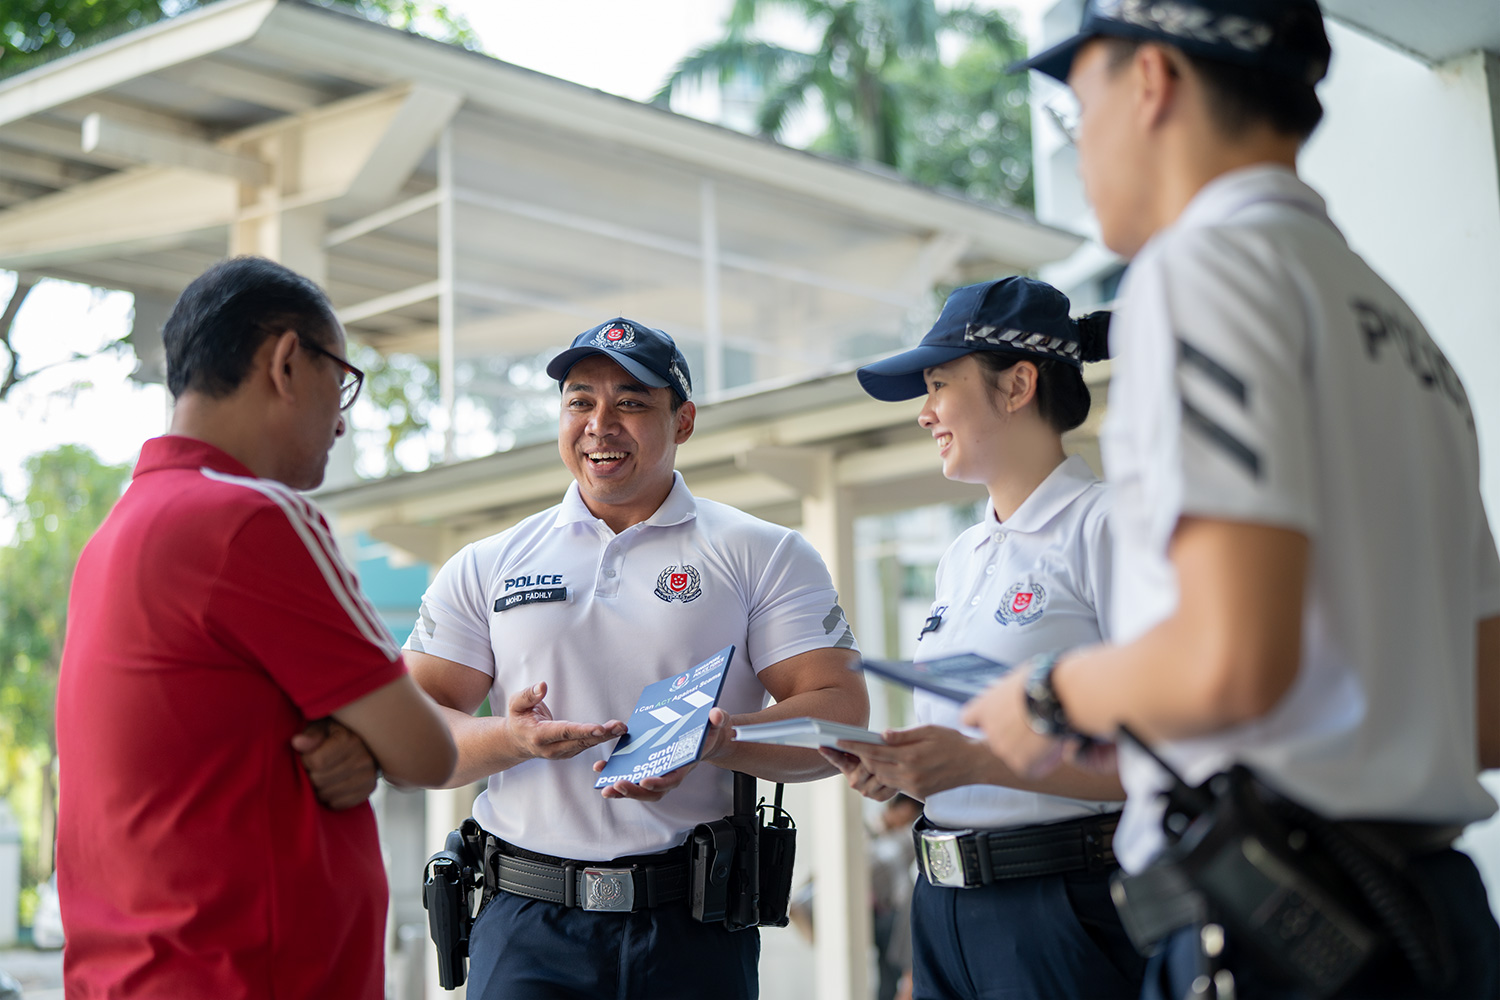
[546, 317, 693, 402]
[856, 277, 1109, 402]
[1015, 0, 1330, 86]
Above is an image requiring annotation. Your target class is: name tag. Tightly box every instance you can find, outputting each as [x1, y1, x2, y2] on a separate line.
[494, 587, 568, 613]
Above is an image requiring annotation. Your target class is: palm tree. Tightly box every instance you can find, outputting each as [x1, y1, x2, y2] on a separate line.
[653, 0, 1032, 207]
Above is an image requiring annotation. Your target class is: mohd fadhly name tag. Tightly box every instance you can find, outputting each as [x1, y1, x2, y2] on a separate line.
[494, 587, 568, 612]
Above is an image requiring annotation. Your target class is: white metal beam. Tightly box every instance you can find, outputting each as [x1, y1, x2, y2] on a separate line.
[341, 83, 462, 207]
[0, 142, 100, 188]
[63, 95, 212, 140]
[82, 113, 270, 186]
[0, 178, 49, 206]
[700, 178, 724, 397]
[336, 280, 441, 325]
[324, 188, 441, 248]
[156, 57, 331, 114]
[0, 118, 136, 168]
[452, 186, 920, 309]
[438, 126, 456, 463]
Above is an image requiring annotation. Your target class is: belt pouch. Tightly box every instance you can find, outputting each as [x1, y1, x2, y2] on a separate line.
[757, 783, 796, 928]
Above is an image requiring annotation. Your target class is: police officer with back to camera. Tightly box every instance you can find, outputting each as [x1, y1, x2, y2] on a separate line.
[407, 318, 869, 999]
[824, 277, 1145, 999]
[963, 2, 1500, 998]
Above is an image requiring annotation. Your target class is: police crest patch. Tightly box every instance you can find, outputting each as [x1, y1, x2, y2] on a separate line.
[594, 323, 636, 349]
[654, 564, 702, 603]
[995, 582, 1046, 626]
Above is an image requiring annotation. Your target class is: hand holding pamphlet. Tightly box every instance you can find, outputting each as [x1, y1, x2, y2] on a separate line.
[859, 652, 1013, 702]
[593, 645, 735, 789]
[733, 718, 886, 749]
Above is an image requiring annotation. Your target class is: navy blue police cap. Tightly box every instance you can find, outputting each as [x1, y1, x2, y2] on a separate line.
[1015, 0, 1330, 85]
[546, 317, 693, 402]
[857, 277, 1106, 403]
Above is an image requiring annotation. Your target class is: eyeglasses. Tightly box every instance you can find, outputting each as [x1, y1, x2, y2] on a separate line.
[1043, 93, 1081, 147]
[300, 338, 365, 410]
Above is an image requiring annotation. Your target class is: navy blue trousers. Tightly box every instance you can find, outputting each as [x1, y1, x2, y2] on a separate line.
[1140, 849, 1500, 1000]
[466, 890, 759, 1000]
[911, 867, 1146, 1000]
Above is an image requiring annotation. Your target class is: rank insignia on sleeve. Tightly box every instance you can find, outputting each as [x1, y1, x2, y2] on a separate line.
[654, 564, 702, 603]
[995, 583, 1046, 626]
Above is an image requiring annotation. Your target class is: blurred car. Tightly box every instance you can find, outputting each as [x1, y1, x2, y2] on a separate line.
[32, 873, 63, 950]
[0, 969, 20, 1000]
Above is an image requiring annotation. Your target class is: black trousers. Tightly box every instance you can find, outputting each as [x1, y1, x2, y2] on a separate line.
[1140, 848, 1500, 1000]
[465, 889, 759, 1000]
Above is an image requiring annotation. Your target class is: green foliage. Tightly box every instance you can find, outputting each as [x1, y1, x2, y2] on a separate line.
[0, 445, 127, 888]
[351, 343, 439, 477]
[0, 445, 129, 766]
[0, 0, 478, 73]
[656, 0, 1032, 209]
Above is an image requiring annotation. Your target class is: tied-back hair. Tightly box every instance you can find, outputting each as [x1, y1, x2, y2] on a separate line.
[163, 256, 337, 400]
[975, 310, 1111, 434]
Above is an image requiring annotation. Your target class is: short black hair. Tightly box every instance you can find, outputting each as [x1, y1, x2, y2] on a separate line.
[1104, 37, 1325, 141]
[975, 352, 1092, 434]
[163, 256, 338, 400]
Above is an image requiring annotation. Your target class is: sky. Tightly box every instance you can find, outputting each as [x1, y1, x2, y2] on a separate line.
[0, 0, 1053, 531]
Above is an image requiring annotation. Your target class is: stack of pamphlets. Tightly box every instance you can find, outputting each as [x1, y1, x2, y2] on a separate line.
[859, 652, 1012, 702]
[593, 645, 735, 788]
[732, 718, 886, 749]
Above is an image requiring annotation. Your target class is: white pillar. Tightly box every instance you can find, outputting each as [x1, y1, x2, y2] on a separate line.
[0, 799, 19, 946]
[423, 785, 477, 1000]
[796, 449, 872, 1000]
[437, 125, 457, 464]
[700, 178, 724, 399]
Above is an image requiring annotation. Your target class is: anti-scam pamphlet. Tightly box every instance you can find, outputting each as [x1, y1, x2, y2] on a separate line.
[593, 645, 735, 788]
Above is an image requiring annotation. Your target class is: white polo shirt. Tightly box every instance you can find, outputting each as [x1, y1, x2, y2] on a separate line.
[914, 455, 1120, 830]
[1103, 165, 1500, 871]
[406, 472, 856, 861]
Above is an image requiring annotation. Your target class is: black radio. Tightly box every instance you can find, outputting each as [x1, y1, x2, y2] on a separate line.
[1112, 727, 1452, 998]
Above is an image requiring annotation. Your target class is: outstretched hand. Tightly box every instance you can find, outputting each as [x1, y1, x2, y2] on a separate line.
[508, 681, 626, 761]
[821, 724, 993, 802]
[292, 718, 379, 810]
[595, 707, 734, 802]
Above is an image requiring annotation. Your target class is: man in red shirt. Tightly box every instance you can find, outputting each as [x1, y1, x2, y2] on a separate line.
[56, 256, 458, 999]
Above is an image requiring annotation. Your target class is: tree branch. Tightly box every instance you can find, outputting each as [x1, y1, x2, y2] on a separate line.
[0, 278, 36, 402]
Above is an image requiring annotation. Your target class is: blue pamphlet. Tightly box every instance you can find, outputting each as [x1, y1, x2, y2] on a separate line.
[593, 645, 735, 789]
[859, 652, 1013, 703]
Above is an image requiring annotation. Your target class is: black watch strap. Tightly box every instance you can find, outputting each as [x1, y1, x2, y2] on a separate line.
[1022, 651, 1075, 738]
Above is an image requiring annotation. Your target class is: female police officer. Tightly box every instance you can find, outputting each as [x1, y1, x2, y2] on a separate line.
[823, 277, 1144, 999]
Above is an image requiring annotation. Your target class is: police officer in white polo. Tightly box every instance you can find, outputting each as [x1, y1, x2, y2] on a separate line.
[965, 2, 1500, 998]
[826, 278, 1145, 998]
[407, 318, 869, 999]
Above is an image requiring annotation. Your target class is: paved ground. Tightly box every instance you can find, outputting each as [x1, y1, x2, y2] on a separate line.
[0, 947, 63, 997]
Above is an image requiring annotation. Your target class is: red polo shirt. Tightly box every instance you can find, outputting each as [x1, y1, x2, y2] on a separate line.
[57, 436, 406, 999]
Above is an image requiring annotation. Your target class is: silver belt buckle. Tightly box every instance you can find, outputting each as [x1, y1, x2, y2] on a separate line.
[919, 829, 972, 889]
[581, 867, 636, 912]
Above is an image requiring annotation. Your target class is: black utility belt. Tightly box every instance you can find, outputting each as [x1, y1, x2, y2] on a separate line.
[914, 811, 1120, 889]
[485, 836, 691, 914]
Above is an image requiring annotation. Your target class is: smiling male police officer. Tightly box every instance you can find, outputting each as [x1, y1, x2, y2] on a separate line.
[964, 2, 1500, 999]
[407, 318, 869, 999]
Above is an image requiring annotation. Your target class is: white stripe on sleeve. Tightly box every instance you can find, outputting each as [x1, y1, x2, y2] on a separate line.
[200, 467, 401, 660]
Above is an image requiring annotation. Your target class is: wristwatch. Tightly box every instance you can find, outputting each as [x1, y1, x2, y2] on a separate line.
[1022, 650, 1076, 738]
